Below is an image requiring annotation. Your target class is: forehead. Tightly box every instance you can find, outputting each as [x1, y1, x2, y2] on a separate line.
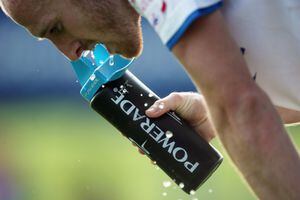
[2, 0, 47, 27]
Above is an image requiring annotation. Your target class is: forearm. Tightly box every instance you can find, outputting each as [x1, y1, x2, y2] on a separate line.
[172, 11, 300, 199]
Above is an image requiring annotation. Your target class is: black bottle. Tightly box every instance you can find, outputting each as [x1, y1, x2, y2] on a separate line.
[90, 71, 223, 194]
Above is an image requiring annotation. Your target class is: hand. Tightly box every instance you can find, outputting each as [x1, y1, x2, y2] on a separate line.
[146, 92, 216, 142]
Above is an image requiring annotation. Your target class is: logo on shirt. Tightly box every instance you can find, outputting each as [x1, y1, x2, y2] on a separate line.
[151, 0, 167, 26]
[161, 1, 167, 13]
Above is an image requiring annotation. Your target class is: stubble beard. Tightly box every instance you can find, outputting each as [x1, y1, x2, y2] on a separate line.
[73, 0, 143, 58]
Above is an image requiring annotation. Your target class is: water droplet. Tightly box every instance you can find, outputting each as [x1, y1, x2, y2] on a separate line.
[90, 74, 96, 81]
[113, 88, 118, 92]
[144, 103, 148, 107]
[162, 192, 167, 196]
[155, 166, 159, 170]
[179, 183, 185, 189]
[208, 189, 213, 193]
[148, 93, 154, 97]
[158, 103, 165, 110]
[76, 80, 79, 83]
[140, 94, 144, 97]
[152, 161, 157, 165]
[190, 190, 196, 195]
[166, 131, 173, 138]
[101, 85, 105, 88]
[120, 85, 124, 89]
[192, 198, 198, 200]
[173, 186, 177, 190]
[83, 51, 89, 57]
[163, 181, 172, 188]
[109, 55, 114, 66]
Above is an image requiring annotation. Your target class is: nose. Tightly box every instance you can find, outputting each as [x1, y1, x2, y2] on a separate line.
[51, 37, 83, 61]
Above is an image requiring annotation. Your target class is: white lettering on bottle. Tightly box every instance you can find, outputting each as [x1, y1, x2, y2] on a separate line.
[172, 147, 188, 163]
[184, 161, 200, 173]
[111, 87, 200, 173]
[158, 137, 176, 154]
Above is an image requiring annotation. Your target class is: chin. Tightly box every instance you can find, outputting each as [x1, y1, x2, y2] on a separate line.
[121, 39, 143, 58]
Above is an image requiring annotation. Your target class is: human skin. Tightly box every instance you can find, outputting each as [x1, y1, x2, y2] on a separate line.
[0, 0, 143, 60]
[1, 0, 300, 199]
[169, 11, 300, 199]
[146, 92, 300, 142]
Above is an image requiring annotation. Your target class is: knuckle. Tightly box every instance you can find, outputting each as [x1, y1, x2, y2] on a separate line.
[168, 92, 183, 103]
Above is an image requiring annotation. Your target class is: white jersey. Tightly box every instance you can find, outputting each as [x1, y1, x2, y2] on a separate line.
[222, 0, 300, 111]
[130, 0, 300, 111]
[129, 0, 222, 48]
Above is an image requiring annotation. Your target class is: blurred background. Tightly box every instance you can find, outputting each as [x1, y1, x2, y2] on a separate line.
[0, 9, 299, 200]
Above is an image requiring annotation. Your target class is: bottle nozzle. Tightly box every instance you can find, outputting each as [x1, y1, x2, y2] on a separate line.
[70, 44, 134, 101]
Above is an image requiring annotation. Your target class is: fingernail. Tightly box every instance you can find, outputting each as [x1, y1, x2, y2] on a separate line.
[146, 105, 158, 113]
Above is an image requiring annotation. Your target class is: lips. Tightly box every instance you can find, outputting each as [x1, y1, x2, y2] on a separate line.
[106, 45, 117, 55]
[76, 46, 84, 59]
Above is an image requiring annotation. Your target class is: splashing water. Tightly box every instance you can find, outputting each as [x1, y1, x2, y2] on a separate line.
[90, 74, 96, 81]
[158, 103, 165, 110]
[163, 181, 172, 188]
[190, 190, 196, 195]
[91, 51, 95, 59]
[166, 131, 173, 138]
[109, 55, 114, 66]
[179, 183, 185, 189]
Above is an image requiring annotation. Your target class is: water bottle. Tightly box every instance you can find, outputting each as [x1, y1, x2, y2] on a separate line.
[71, 44, 223, 194]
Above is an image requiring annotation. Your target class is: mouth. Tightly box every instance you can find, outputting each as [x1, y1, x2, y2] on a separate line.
[76, 46, 84, 59]
[105, 44, 118, 55]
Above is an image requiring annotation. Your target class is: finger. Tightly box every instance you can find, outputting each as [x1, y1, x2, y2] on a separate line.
[132, 142, 145, 155]
[193, 117, 216, 142]
[138, 148, 145, 155]
[132, 142, 137, 147]
[146, 92, 185, 118]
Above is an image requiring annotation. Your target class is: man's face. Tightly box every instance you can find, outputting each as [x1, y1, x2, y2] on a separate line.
[1, 0, 143, 60]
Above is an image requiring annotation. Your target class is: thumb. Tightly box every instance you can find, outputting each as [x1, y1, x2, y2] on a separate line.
[145, 92, 190, 118]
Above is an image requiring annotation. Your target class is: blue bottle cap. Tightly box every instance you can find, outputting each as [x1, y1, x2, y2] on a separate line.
[71, 44, 134, 102]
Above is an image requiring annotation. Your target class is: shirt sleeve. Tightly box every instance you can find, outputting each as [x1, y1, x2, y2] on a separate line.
[129, 0, 223, 49]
